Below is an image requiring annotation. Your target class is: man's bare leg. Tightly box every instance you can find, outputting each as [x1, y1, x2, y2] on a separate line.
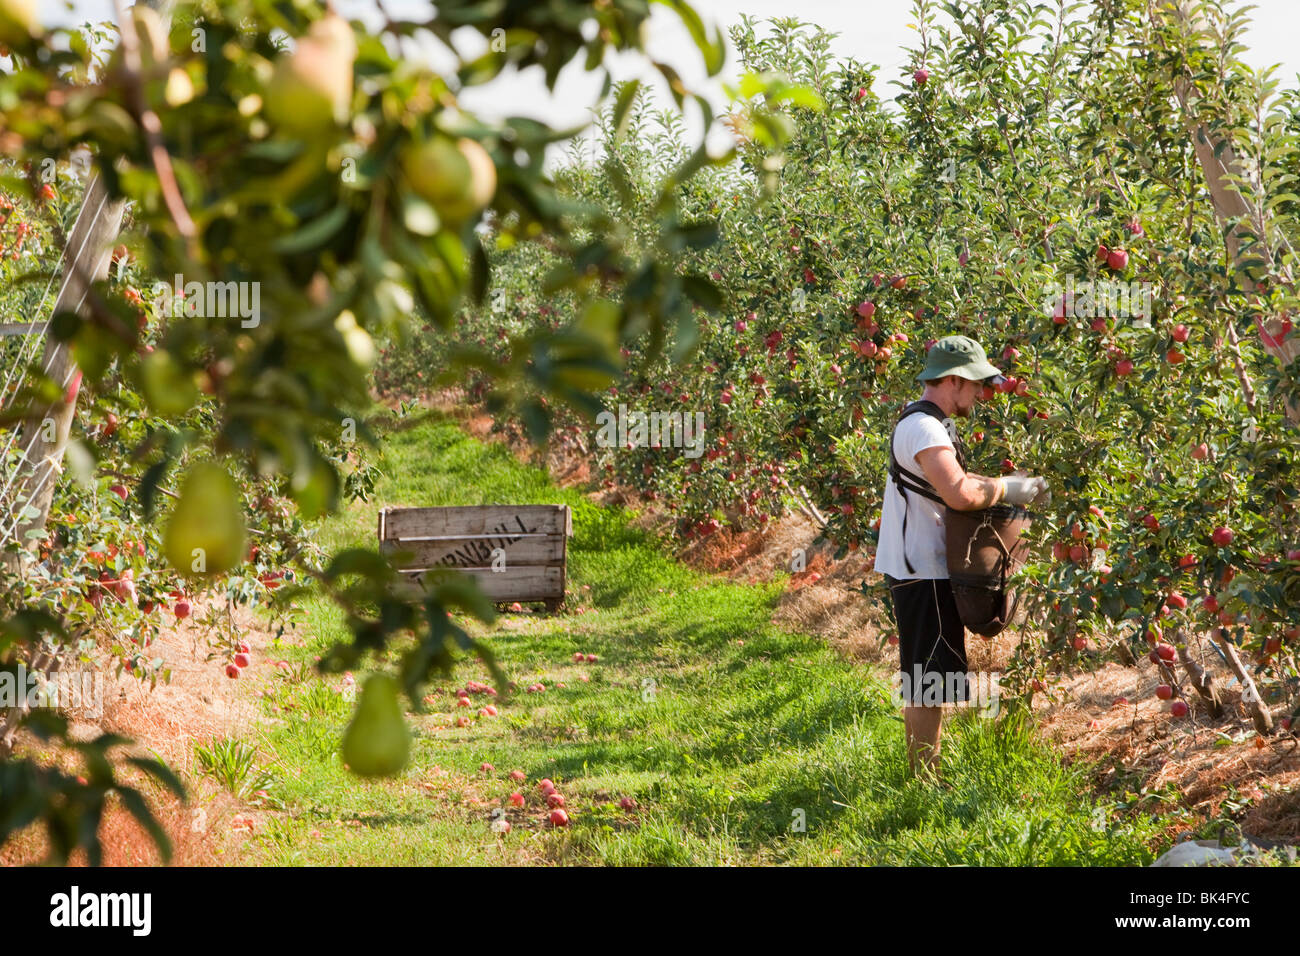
[904, 705, 944, 778]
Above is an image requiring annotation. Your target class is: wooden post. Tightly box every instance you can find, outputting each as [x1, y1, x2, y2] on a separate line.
[3, 174, 126, 572]
[2, 0, 178, 571]
[0, 0, 172, 758]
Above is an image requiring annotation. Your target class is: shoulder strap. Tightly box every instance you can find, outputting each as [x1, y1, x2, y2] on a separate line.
[888, 400, 968, 575]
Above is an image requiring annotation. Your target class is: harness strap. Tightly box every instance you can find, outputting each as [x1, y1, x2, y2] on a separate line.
[888, 401, 966, 575]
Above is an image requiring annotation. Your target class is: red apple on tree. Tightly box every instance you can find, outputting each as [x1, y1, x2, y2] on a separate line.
[1106, 248, 1128, 270]
[1172, 323, 1189, 343]
[1191, 443, 1208, 460]
[1170, 700, 1189, 718]
[1211, 526, 1234, 547]
[1155, 684, 1173, 700]
[913, 67, 929, 86]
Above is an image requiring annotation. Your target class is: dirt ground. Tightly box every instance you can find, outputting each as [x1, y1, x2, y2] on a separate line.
[1, 598, 304, 866]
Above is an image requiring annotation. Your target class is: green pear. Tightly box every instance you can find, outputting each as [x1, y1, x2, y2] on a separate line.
[0, 0, 40, 47]
[163, 463, 246, 576]
[341, 674, 411, 777]
[263, 13, 356, 136]
[139, 349, 198, 417]
[398, 136, 496, 226]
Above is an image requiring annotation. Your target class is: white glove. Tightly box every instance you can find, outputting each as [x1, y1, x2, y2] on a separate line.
[1002, 475, 1049, 507]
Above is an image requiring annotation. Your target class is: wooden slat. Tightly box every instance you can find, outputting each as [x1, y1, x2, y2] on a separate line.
[383, 534, 564, 570]
[400, 565, 563, 601]
[0, 323, 46, 336]
[380, 504, 569, 540]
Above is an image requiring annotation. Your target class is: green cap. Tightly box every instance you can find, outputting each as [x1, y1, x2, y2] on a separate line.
[916, 334, 1004, 383]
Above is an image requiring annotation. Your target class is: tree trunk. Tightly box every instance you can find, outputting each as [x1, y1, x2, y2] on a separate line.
[1176, 631, 1223, 719]
[1210, 629, 1274, 736]
[1160, 1, 1300, 424]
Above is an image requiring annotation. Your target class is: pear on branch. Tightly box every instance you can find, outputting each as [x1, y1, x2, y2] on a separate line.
[341, 674, 411, 778]
[263, 13, 357, 137]
[162, 462, 247, 577]
[399, 135, 497, 227]
[0, 0, 41, 48]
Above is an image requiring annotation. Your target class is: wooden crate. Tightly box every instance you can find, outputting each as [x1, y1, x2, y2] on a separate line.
[378, 504, 573, 611]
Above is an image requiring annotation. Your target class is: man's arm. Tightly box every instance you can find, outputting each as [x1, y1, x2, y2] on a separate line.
[914, 446, 1003, 512]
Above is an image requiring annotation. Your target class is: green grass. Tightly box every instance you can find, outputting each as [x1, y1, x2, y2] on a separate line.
[236, 409, 1164, 866]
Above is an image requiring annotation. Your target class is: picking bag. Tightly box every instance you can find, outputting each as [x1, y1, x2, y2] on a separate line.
[943, 503, 1031, 637]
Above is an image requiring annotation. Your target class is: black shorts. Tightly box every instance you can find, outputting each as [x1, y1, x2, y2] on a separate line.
[884, 575, 969, 704]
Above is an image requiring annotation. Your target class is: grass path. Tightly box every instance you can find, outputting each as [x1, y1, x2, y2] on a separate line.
[233, 409, 1163, 865]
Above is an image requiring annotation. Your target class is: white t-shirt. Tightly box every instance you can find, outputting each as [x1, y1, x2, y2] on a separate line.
[873, 409, 956, 580]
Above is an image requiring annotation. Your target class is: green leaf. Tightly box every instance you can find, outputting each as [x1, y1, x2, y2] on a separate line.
[271, 204, 350, 255]
[611, 80, 642, 140]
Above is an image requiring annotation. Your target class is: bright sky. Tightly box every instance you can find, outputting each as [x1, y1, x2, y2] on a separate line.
[48, 0, 1300, 156]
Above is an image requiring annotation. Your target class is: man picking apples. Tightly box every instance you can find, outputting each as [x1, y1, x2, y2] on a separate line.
[873, 335, 1048, 778]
